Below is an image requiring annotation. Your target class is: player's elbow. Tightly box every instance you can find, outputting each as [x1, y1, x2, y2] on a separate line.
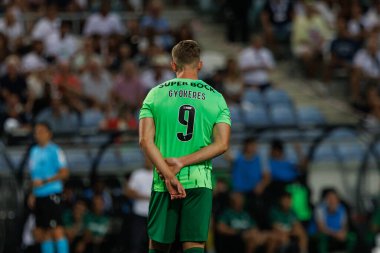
[218, 142, 229, 154]
[139, 137, 151, 150]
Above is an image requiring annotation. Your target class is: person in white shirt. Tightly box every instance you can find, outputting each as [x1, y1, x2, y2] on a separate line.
[351, 36, 380, 103]
[45, 20, 78, 62]
[31, 4, 60, 42]
[83, 1, 124, 37]
[0, 7, 23, 48]
[22, 40, 47, 74]
[362, 1, 380, 32]
[125, 158, 153, 253]
[238, 35, 275, 92]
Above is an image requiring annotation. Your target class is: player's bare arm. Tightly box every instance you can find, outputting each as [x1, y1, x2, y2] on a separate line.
[165, 122, 231, 174]
[139, 117, 186, 199]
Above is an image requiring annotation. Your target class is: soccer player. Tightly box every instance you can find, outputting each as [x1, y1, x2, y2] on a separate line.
[29, 122, 70, 253]
[139, 40, 231, 253]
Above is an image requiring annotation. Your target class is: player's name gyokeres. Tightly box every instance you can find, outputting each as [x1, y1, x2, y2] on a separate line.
[158, 81, 216, 92]
[168, 89, 206, 100]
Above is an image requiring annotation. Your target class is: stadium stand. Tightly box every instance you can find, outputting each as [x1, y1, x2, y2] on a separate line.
[0, 0, 380, 253]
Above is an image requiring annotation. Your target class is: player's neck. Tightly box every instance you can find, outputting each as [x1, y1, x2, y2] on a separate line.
[176, 70, 199, 80]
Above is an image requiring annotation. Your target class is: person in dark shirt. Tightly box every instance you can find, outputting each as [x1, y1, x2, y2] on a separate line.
[0, 55, 28, 104]
[261, 0, 294, 50]
[323, 16, 360, 84]
[223, 0, 252, 43]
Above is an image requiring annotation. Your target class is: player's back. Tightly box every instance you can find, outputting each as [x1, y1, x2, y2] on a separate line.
[140, 77, 230, 191]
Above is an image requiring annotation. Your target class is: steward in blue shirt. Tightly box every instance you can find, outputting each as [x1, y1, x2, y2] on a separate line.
[29, 122, 70, 253]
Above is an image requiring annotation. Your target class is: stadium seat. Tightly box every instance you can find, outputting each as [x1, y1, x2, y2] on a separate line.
[312, 143, 339, 162]
[269, 105, 297, 126]
[242, 105, 271, 127]
[297, 106, 326, 126]
[242, 90, 265, 106]
[264, 88, 293, 106]
[326, 128, 358, 141]
[336, 142, 365, 163]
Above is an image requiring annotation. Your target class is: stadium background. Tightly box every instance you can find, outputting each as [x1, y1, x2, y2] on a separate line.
[0, 0, 380, 252]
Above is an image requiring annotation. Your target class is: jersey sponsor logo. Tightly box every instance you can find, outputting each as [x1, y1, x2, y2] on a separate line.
[168, 89, 206, 100]
[158, 81, 215, 92]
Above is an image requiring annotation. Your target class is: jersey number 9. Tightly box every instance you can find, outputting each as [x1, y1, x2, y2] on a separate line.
[177, 105, 195, 142]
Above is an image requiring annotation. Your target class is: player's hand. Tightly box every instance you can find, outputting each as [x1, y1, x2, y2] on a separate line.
[165, 177, 186, 200]
[165, 157, 184, 175]
[32, 180, 44, 187]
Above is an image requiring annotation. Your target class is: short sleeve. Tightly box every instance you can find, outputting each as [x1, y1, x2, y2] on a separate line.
[56, 148, 67, 168]
[139, 88, 155, 119]
[216, 95, 231, 126]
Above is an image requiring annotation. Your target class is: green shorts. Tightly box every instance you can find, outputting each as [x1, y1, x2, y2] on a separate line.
[148, 188, 212, 244]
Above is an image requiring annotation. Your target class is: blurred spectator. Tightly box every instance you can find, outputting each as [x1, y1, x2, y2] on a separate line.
[31, 4, 60, 42]
[323, 17, 360, 84]
[79, 101, 105, 129]
[22, 40, 47, 74]
[104, 34, 124, 71]
[227, 137, 270, 196]
[83, 1, 124, 37]
[222, 58, 244, 104]
[3, 93, 29, 133]
[45, 20, 78, 62]
[62, 199, 88, 251]
[81, 56, 113, 107]
[351, 35, 380, 104]
[270, 192, 308, 253]
[141, 53, 173, 90]
[124, 19, 143, 59]
[174, 22, 194, 44]
[52, 60, 82, 98]
[25, 61, 51, 116]
[314, 0, 340, 32]
[348, 3, 367, 42]
[83, 180, 113, 213]
[1, 55, 28, 103]
[363, 0, 380, 32]
[268, 140, 308, 198]
[216, 192, 280, 253]
[72, 37, 100, 73]
[238, 35, 275, 92]
[112, 60, 145, 110]
[140, 0, 173, 50]
[292, 3, 330, 78]
[0, 33, 10, 74]
[261, 0, 294, 51]
[76, 195, 110, 253]
[0, 6, 24, 50]
[100, 104, 138, 131]
[223, 0, 252, 43]
[315, 189, 355, 253]
[125, 157, 153, 253]
[107, 43, 132, 72]
[36, 98, 80, 133]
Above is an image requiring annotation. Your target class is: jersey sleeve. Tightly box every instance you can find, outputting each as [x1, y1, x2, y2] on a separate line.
[216, 95, 231, 126]
[139, 88, 155, 119]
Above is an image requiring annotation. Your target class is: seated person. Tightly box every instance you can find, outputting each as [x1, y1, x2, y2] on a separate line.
[76, 195, 110, 253]
[216, 192, 279, 253]
[62, 199, 88, 252]
[315, 189, 355, 253]
[270, 192, 308, 253]
[323, 16, 360, 84]
[228, 137, 270, 196]
[268, 139, 308, 198]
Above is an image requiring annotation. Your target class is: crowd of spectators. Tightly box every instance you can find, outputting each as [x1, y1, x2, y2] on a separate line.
[0, 0, 197, 135]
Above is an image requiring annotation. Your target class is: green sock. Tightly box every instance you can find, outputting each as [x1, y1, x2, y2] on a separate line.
[183, 248, 204, 253]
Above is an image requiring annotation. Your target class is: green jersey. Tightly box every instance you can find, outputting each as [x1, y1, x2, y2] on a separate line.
[139, 78, 231, 192]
